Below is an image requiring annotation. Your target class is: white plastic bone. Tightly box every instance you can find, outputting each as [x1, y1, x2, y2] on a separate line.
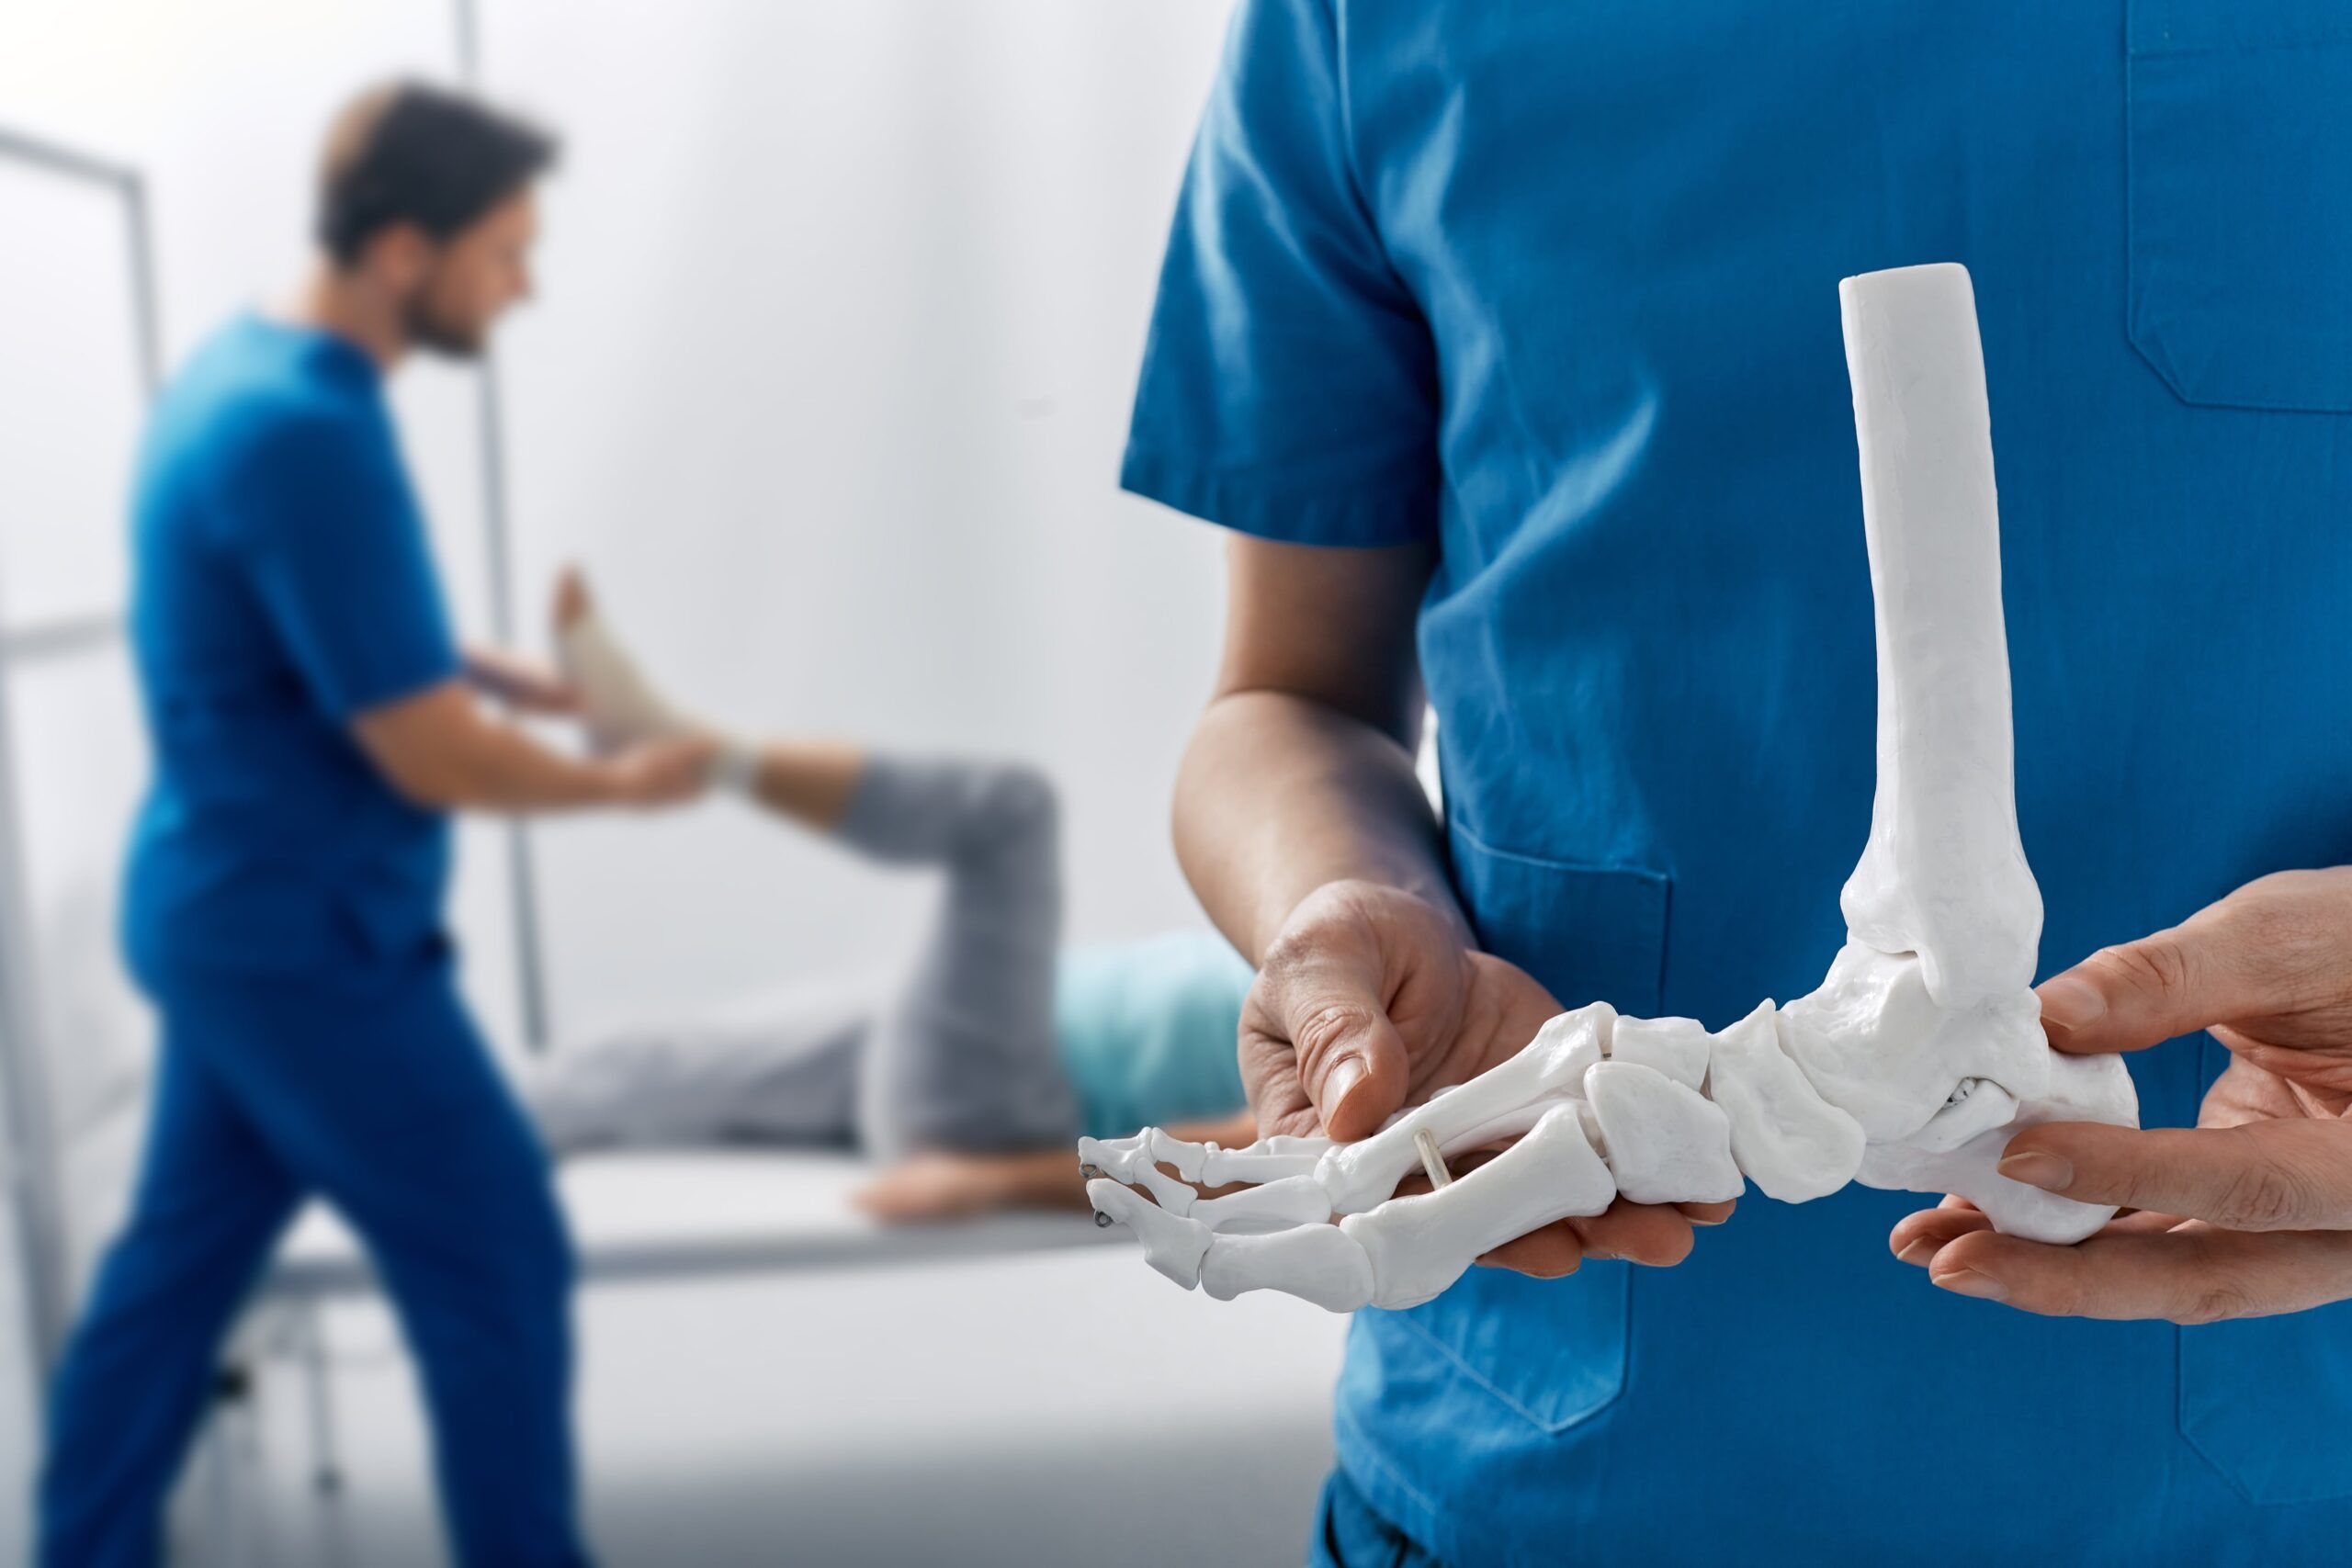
[1084, 264, 2140, 1312]
[1339, 1103, 1617, 1308]
[1314, 1004, 1614, 1215]
[1583, 1061, 1743, 1205]
[1707, 1001, 1864, 1203]
[1201, 1222, 1374, 1314]
[1834, 265, 2042, 1010]
[1609, 1015, 1713, 1091]
[1776, 942, 2046, 1144]
[1856, 1048, 2137, 1239]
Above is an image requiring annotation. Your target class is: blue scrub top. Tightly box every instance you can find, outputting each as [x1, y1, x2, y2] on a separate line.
[124, 315, 461, 987]
[1125, 3, 2352, 1561]
[1055, 931, 1251, 1140]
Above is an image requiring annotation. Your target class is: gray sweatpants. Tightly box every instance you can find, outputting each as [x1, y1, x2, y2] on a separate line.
[520, 758, 1077, 1161]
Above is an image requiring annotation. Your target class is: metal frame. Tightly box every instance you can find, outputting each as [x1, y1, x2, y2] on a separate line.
[0, 124, 161, 1376]
[456, 0, 553, 1053]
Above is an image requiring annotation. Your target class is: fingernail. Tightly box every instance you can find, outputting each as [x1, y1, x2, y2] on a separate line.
[1931, 1268, 2008, 1302]
[1324, 1055, 1366, 1113]
[1895, 1239, 1936, 1267]
[1996, 1151, 2074, 1191]
[2038, 976, 2107, 1037]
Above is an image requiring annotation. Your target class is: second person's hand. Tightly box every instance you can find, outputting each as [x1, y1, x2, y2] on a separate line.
[1890, 868, 2352, 1321]
[598, 735, 719, 807]
[1242, 878, 1734, 1280]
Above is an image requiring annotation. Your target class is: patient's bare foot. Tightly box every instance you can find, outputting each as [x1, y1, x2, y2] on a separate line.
[854, 1153, 1033, 1224]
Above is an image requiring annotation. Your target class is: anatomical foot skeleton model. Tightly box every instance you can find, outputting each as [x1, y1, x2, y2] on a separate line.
[1080, 265, 2139, 1313]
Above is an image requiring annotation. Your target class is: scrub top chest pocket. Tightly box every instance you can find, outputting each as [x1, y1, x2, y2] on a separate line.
[2126, 0, 2352, 412]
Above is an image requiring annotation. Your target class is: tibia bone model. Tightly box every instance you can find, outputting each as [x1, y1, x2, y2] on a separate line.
[1082, 264, 2139, 1314]
[550, 570, 763, 792]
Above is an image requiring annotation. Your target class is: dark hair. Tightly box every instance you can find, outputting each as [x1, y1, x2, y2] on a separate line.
[316, 81, 558, 265]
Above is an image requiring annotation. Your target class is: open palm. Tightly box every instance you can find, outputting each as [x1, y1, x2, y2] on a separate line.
[1236, 879, 1728, 1277]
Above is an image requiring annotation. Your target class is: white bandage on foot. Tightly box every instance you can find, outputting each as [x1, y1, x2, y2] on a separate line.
[553, 585, 763, 792]
[1082, 265, 2140, 1313]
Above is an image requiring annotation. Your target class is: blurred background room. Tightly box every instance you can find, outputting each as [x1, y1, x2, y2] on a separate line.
[0, 2, 1351, 1562]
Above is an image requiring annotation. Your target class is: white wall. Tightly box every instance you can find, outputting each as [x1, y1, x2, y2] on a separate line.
[480, 0, 1237, 1038]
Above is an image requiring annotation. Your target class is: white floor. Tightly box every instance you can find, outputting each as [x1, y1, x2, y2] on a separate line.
[198, 1244, 1350, 1567]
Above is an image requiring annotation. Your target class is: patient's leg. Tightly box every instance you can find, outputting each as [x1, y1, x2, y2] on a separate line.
[550, 575, 1071, 1157]
[846, 758, 1076, 1161]
[741, 740, 866, 831]
[521, 984, 875, 1155]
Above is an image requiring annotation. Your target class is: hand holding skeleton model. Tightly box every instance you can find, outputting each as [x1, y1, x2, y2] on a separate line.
[1893, 866, 2352, 1322]
[1082, 265, 2143, 1313]
[1234, 880, 1732, 1279]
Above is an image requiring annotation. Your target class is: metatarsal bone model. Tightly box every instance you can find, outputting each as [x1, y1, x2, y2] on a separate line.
[1083, 265, 2139, 1313]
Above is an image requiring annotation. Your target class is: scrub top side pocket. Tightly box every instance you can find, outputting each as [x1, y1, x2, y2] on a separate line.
[2126, 0, 2352, 412]
[1362, 830, 1669, 1436]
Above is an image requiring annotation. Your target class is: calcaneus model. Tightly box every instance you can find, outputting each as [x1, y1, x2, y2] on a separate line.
[1080, 264, 2139, 1314]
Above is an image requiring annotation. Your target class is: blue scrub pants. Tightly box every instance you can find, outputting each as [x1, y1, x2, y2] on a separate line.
[37, 953, 588, 1568]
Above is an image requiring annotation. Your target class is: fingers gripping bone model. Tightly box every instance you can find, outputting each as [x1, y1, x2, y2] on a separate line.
[1080, 265, 2140, 1314]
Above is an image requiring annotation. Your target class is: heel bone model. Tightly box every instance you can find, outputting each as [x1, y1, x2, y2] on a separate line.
[1081, 265, 2139, 1313]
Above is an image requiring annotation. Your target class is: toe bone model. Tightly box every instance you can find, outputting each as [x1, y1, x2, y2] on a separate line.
[1082, 265, 2139, 1313]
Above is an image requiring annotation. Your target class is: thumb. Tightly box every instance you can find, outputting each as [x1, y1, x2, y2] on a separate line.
[1273, 953, 1412, 1142]
[2038, 915, 2278, 1055]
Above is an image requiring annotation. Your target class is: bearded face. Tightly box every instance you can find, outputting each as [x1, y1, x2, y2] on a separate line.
[401, 263, 491, 358]
[394, 188, 538, 360]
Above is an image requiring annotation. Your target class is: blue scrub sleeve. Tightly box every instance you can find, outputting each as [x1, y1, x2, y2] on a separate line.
[225, 410, 462, 720]
[1121, 0, 1440, 547]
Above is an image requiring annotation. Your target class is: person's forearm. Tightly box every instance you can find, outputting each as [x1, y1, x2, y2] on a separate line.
[356, 682, 620, 812]
[1175, 690, 1466, 964]
[427, 716, 624, 811]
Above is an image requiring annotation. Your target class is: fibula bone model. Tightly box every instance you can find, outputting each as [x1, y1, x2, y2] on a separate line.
[1080, 265, 2139, 1313]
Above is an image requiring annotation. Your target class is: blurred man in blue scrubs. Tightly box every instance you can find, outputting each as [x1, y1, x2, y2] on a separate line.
[39, 84, 711, 1568]
[1125, 3, 2352, 1561]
